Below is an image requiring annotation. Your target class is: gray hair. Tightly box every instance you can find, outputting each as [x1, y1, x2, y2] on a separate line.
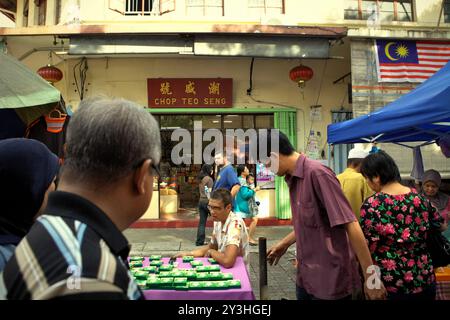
[63, 97, 161, 184]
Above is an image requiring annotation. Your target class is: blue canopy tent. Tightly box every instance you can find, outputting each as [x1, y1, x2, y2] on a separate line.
[327, 62, 450, 146]
[327, 61, 450, 178]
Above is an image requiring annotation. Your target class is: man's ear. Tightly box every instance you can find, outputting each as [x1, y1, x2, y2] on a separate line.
[134, 159, 151, 195]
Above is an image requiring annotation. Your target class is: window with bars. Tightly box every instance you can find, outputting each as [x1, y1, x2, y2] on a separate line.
[248, 0, 285, 15]
[344, 0, 413, 22]
[125, 0, 155, 15]
[55, 0, 61, 24]
[186, 0, 224, 16]
[444, 0, 450, 23]
[37, 0, 47, 25]
[109, 0, 175, 15]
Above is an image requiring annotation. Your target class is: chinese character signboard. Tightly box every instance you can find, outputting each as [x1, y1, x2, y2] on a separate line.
[147, 78, 233, 108]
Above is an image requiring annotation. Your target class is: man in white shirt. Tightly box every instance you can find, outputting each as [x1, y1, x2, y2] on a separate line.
[176, 188, 249, 268]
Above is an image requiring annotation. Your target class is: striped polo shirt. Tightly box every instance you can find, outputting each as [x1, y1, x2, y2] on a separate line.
[1, 191, 143, 300]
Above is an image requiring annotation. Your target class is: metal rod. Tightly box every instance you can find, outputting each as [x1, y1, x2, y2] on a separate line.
[258, 237, 268, 300]
[333, 72, 351, 84]
[437, 0, 445, 29]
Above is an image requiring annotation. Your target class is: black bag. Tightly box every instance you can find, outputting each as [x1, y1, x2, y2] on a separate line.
[426, 223, 450, 268]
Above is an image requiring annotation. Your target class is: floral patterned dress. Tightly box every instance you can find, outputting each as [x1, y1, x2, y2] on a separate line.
[359, 189, 443, 295]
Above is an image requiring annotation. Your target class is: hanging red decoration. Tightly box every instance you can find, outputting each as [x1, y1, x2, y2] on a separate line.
[289, 64, 313, 87]
[37, 65, 63, 84]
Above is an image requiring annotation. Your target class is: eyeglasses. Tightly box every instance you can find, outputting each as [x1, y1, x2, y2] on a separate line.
[134, 159, 160, 177]
[150, 162, 161, 177]
[207, 205, 224, 211]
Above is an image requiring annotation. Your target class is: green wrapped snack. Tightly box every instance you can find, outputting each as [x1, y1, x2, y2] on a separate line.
[159, 264, 174, 271]
[221, 273, 233, 280]
[228, 280, 241, 288]
[206, 265, 220, 272]
[171, 270, 185, 278]
[158, 271, 172, 278]
[182, 256, 194, 262]
[159, 277, 174, 288]
[130, 267, 143, 274]
[129, 261, 143, 268]
[149, 255, 162, 261]
[190, 260, 203, 267]
[203, 281, 215, 290]
[188, 281, 203, 290]
[135, 279, 147, 289]
[208, 258, 218, 264]
[149, 260, 163, 266]
[208, 272, 223, 280]
[195, 273, 209, 281]
[129, 256, 144, 261]
[173, 277, 188, 286]
[185, 270, 197, 280]
[195, 266, 208, 273]
[142, 266, 157, 273]
[146, 277, 160, 289]
[134, 271, 149, 280]
[214, 281, 228, 289]
[174, 285, 189, 291]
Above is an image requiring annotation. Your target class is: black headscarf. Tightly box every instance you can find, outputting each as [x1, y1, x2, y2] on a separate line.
[0, 138, 59, 239]
[422, 169, 449, 212]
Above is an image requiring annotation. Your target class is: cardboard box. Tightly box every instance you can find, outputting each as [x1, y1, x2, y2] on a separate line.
[435, 267, 450, 281]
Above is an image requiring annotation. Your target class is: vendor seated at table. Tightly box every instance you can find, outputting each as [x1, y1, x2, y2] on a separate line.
[175, 188, 249, 268]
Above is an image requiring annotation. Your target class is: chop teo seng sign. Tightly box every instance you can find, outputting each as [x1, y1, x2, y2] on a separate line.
[147, 78, 232, 108]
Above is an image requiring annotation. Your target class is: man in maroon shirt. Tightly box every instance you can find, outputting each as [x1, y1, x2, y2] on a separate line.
[265, 130, 386, 300]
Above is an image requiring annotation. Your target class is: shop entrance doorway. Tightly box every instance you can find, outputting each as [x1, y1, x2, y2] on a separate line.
[153, 113, 275, 220]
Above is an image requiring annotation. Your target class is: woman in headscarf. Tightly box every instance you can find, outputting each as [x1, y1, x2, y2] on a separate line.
[0, 138, 59, 271]
[422, 169, 450, 240]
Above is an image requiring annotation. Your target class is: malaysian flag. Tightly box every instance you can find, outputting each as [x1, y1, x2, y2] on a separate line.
[375, 39, 450, 83]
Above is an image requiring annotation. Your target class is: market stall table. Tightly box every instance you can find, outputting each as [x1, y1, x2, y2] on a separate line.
[435, 266, 450, 300]
[142, 257, 255, 300]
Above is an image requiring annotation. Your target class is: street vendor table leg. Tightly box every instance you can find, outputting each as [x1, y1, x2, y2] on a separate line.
[259, 237, 268, 300]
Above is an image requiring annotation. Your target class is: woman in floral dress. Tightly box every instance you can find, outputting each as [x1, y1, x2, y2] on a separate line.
[359, 150, 446, 300]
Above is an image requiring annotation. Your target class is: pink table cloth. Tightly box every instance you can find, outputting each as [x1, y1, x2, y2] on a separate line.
[142, 256, 255, 300]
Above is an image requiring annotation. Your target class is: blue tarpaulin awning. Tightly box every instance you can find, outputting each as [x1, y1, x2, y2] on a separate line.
[327, 61, 450, 145]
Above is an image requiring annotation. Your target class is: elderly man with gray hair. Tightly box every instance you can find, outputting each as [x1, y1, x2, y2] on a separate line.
[1, 97, 161, 300]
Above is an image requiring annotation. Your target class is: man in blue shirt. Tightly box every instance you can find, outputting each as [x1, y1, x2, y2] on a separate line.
[213, 152, 240, 198]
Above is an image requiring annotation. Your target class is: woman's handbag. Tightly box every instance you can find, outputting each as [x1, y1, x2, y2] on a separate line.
[426, 221, 450, 268]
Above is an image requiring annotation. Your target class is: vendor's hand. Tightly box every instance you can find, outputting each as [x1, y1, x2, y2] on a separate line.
[364, 280, 387, 300]
[267, 242, 288, 266]
[363, 267, 387, 300]
[205, 249, 214, 258]
[173, 251, 192, 259]
[255, 186, 261, 192]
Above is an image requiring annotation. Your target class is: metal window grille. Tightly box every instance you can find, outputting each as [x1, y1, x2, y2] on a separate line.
[186, 0, 224, 16]
[125, 0, 156, 15]
[248, 0, 284, 15]
[344, 0, 413, 22]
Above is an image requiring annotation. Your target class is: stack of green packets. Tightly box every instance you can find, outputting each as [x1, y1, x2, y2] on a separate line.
[128, 256, 242, 290]
[182, 256, 194, 262]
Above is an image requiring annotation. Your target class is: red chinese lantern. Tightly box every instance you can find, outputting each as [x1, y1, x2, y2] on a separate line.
[289, 64, 313, 87]
[37, 65, 63, 84]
